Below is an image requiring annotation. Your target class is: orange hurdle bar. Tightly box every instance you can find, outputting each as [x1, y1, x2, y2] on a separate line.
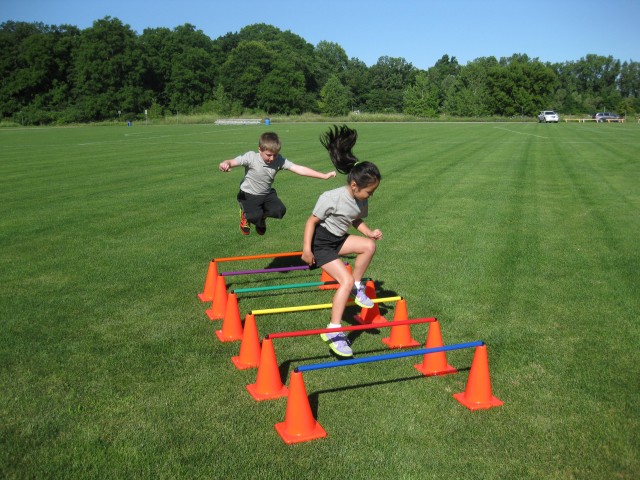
[214, 251, 303, 263]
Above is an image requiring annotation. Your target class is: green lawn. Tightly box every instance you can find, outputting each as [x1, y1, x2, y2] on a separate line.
[1, 121, 638, 479]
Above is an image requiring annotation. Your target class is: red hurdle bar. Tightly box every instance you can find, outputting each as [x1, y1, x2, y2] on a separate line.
[266, 318, 436, 339]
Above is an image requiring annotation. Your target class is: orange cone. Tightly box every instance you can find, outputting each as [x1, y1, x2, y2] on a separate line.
[454, 344, 503, 410]
[215, 292, 243, 342]
[414, 319, 457, 376]
[275, 371, 327, 444]
[197, 260, 219, 302]
[246, 337, 288, 401]
[205, 275, 227, 320]
[232, 314, 261, 369]
[319, 263, 352, 290]
[353, 280, 387, 324]
[382, 299, 420, 348]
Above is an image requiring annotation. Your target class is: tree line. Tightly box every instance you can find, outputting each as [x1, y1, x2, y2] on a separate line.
[1, 17, 638, 125]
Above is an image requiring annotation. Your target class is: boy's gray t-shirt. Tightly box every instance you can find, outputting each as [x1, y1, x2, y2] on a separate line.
[234, 151, 293, 195]
[312, 186, 368, 237]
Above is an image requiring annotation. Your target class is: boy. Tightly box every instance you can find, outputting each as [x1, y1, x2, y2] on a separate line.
[219, 132, 336, 235]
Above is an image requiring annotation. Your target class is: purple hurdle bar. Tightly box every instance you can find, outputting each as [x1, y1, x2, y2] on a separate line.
[221, 265, 311, 276]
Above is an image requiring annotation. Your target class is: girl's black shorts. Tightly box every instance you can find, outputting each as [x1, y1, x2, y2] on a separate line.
[312, 225, 349, 268]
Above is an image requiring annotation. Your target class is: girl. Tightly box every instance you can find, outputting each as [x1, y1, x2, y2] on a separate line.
[301, 125, 382, 357]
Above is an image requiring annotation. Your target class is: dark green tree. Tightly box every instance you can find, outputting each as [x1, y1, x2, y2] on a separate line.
[71, 17, 148, 121]
[219, 40, 273, 109]
[442, 62, 491, 117]
[485, 54, 557, 116]
[342, 58, 370, 111]
[318, 74, 351, 116]
[618, 61, 640, 114]
[0, 21, 79, 122]
[402, 72, 439, 117]
[313, 40, 348, 89]
[365, 56, 416, 112]
[257, 63, 307, 114]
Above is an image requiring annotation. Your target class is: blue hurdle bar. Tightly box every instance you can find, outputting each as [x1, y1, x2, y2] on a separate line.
[295, 341, 484, 373]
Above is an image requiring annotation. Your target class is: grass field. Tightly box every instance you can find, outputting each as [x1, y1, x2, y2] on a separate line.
[1, 121, 638, 479]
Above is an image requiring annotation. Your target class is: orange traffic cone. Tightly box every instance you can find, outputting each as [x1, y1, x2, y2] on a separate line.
[215, 292, 243, 342]
[414, 319, 457, 376]
[197, 260, 219, 302]
[353, 280, 387, 324]
[275, 371, 327, 444]
[382, 299, 420, 348]
[205, 275, 227, 320]
[246, 337, 288, 401]
[319, 263, 352, 290]
[232, 314, 261, 369]
[454, 344, 503, 410]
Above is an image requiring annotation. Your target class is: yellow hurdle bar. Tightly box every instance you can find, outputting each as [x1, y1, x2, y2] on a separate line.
[250, 296, 402, 315]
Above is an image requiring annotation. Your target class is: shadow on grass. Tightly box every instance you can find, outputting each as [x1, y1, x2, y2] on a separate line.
[306, 365, 471, 418]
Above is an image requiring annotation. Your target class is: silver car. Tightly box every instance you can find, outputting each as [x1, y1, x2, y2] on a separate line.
[593, 112, 621, 122]
[538, 111, 559, 123]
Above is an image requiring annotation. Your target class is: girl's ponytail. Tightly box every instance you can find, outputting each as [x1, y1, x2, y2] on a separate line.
[321, 125, 381, 187]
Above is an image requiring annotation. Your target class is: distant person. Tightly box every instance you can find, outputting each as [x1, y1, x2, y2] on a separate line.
[301, 125, 382, 357]
[219, 132, 336, 235]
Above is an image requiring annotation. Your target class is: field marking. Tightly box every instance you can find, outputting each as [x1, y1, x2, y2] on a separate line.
[493, 127, 548, 138]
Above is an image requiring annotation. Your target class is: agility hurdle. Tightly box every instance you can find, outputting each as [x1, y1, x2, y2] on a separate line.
[231, 277, 371, 294]
[220, 265, 310, 277]
[234, 298, 418, 370]
[275, 341, 503, 444]
[233, 280, 337, 293]
[215, 251, 302, 262]
[222, 259, 350, 278]
[245, 316, 435, 399]
[198, 251, 303, 301]
[221, 265, 311, 276]
[266, 318, 435, 339]
[295, 341, 482, 372]
[250, 296, 401, 316]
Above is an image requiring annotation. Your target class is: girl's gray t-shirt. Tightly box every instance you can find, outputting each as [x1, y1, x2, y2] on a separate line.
[312, 186, 368, 237]
[234, 151, 293, 195]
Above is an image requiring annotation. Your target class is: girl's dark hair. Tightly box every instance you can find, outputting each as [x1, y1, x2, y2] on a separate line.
[320, 125, 381, 188]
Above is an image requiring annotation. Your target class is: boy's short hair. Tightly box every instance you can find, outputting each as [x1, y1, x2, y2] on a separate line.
[259, 132, 281, 153]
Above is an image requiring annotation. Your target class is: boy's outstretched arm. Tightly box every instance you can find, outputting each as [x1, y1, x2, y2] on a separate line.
[289, 164, 336, 180]
[219, 159, 239, 172]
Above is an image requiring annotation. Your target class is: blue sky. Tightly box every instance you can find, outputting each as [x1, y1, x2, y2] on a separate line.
[3, 0, 638, 69]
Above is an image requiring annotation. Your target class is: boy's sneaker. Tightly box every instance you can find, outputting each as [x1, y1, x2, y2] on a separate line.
[352, 284, 374, 308]
[239, 209, 250, 235]
[255, 219, 266, 236]
[320, 331, 353, 357]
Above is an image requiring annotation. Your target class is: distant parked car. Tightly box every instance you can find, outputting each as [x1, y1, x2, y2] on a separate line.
[538, 111, 559, 123]
[593, 112, 621, 122]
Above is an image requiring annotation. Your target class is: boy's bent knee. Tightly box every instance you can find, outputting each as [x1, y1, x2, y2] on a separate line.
[267, 205, 286, 219]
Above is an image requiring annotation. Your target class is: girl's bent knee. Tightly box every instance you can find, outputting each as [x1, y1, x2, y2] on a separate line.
[364, 238, 377, 255]
[338, 276, 355, 290]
